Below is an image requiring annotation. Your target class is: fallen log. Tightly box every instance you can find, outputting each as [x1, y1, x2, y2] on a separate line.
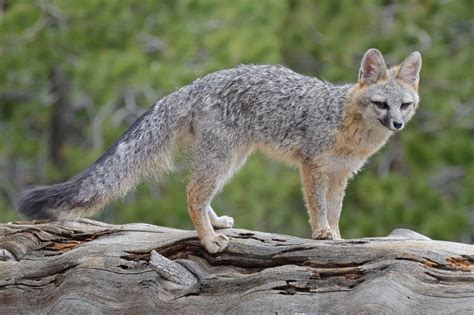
[0, 219, 473, 314]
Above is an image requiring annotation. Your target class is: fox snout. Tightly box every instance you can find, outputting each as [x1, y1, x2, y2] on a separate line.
[392, 121, 404, 130]
[378, 116, 405, 131]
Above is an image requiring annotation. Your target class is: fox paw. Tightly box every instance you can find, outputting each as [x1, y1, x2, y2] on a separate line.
[211, 215, 234, 229]
[312, 228, 338, 240]
[202, 233, 230, 253]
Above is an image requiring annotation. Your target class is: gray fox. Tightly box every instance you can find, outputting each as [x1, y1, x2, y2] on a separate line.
[18, 49, 422, 253]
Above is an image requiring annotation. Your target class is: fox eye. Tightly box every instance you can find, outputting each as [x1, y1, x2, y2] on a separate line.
[401, 102, 412, 110]
[372, 101, 389, 110]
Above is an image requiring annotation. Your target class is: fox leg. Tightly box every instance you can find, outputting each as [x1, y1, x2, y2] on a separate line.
[207, 206, 234, 229]
[300, 161, 336, 240]
[206, 148, 250, 229]
[325, 171, 351, 239]
[187, 177, 229, 253]
[187, 142, 250, 253]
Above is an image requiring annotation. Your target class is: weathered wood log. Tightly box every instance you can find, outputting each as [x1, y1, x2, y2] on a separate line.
[0, 219, 473, 314]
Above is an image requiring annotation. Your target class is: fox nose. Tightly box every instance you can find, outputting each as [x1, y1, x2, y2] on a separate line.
[392, 121, 404, 130]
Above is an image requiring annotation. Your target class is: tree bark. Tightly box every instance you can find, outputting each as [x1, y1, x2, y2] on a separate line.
[0, 219, 472, 314]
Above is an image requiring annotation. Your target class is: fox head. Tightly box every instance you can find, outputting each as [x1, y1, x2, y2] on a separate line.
[355, 49, 422, 132]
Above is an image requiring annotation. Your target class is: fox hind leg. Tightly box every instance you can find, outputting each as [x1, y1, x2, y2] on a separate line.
[187, 141, 251, 253]
[207, 148, 250, 230]
[187, 177, 229, 253]
[207, 206, 234, 229]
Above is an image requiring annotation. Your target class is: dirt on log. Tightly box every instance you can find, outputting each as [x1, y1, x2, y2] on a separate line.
[0, 219, 473, 314]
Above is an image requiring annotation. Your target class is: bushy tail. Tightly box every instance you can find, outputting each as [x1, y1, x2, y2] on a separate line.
[18, 94, 186, 220]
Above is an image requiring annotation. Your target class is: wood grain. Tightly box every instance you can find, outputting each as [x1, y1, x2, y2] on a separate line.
[0, 219, 473, 314]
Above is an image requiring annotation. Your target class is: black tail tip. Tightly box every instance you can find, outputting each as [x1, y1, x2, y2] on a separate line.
[17, 186, 58, 220]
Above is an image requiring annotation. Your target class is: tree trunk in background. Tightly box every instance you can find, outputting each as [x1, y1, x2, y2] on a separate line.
[50, 65, 73, 172]
[0, 219, 473, 314]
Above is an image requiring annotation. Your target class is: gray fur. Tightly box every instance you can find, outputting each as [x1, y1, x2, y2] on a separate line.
[19, 65, 349, 218]
[18, 49, 421, 253]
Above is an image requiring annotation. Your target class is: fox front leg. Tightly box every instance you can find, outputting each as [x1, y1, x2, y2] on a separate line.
[300, 162, 338, 240]
[325, 170, 351, 239]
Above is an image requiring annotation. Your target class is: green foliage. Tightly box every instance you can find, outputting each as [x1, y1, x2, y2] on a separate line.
[1, 0, 472, 242]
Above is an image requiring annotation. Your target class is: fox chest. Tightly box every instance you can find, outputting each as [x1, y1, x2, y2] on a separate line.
[325, 125, 391, 173]
[319, 153, 367, 174]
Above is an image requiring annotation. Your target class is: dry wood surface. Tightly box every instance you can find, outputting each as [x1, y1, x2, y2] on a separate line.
[0, 219, 473, 314]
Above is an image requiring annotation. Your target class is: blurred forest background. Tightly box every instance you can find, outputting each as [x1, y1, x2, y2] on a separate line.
[0, 0, 472, 242]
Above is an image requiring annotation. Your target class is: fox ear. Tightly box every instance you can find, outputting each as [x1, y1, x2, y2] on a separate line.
[397, 51, 422, 87]
[358, 48, 388, 85]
